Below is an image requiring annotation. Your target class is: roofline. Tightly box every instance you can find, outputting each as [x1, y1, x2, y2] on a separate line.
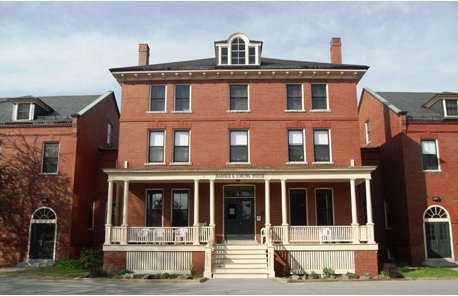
[360, 87, 406, 115]
[77, 91, 119, 117]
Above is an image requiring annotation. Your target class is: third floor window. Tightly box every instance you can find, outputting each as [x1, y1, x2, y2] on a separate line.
[286, 84, 303, 111]
[174, 85, 190, 112]
[230, 85, 249, 111]
[150, 85, 166, 112]
[311, 84, 328, 110]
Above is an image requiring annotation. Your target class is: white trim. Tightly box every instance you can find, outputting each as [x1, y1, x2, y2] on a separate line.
[422, 205, 455, 262]
[149, 84, 167, 112]
[442, 98, 458, 118]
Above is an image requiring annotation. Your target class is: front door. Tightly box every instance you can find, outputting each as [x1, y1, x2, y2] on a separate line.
[29, 223, 55, 259]
[224, 198, 255, 241]
[425, 222, 452, 258]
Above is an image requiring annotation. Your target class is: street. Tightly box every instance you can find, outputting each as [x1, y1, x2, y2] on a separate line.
[1, 278, 458, 295]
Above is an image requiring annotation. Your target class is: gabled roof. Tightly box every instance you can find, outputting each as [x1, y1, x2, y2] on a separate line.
[110, 57, 369, 73]
[361, 88, 458, 121]
[0, 91, 116, 125]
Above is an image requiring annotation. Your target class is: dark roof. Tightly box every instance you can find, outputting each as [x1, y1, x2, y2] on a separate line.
[363, 88, 458, 121]
[110, 57, 369, 72]
[0, 93, 111, 125]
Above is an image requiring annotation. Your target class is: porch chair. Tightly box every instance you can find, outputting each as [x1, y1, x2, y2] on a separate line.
[319, 227, 332, 244]
[174, 228, 188, 244]
[137, 228, 150, 244]
[153, 228, 165, 244]
[260, 227, 267, 244]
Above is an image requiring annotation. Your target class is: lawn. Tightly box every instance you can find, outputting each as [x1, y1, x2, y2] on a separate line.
[0, 260, 88, 278]
[399, 265, 458, 279]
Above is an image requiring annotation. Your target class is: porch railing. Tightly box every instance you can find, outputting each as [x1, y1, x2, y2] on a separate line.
[109, 226, 211, 245]
[271, 225, 373, 244]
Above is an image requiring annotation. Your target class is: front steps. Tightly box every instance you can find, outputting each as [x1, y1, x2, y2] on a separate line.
[212, 243, 268, 279]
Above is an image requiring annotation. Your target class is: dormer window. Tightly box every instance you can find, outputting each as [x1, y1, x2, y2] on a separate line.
[444, 99, 458, 117]
[16, 103, 32, 120]
[9, 97, 53, 122]
[215, 33, 262, 66]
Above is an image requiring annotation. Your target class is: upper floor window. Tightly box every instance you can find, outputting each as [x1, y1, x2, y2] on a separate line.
[230, 85, 249, 111]
[364, 120, 371, 144]
[42, 142, 59, 174]
[174, 85, 190, 112]
[16, 103, 32, 120]
[288, 129, 305, 162]
[215, 33, 262, 66]
[107, 123, 113, 146]
[313, 129, 331, 163]
[311, 84, 328, 110]
[150, 85, 166, 112]
[148, 131, 165, 163]
[286, 84, 303, 111]
[444, 99, 458, 117]
[173, 130, 190, 163]
[229, 130, 249, 163]
[421, 139, 440, 171]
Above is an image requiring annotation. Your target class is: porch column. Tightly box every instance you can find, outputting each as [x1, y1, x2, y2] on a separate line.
[264, 179, 271, 244]
[104, 180, 114, 245]
[121, 180, 129, 244]
[193, 179, 199, 245]
[209, 179, 215, 243]
[281, 179, 289, 244]
[350, 179, 359, 244]
[365, 179, 375, 243]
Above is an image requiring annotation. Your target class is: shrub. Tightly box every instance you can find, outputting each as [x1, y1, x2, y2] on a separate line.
[283, 264, 291, 277]
[190, 264, 197, 277]
[79, 248, 105, 277]
[323, 267, 335, 279]
[160, 272, 170, 279]
[383, 263, 402, 278]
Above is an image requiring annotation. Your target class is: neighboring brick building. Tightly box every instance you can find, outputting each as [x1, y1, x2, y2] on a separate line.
[0, 92, 120, 265]
[103, 33, 378, 278]
[359, 88, 458, 266]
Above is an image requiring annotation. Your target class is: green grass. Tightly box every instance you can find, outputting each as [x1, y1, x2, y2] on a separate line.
[399, 265, 458, 279]
[0, 260, 88, 278]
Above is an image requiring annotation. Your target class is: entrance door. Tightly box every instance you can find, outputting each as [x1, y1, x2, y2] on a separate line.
[425, 222, 452, 258]
[29, 223, 56, 259]
[224, 198, 255, 241]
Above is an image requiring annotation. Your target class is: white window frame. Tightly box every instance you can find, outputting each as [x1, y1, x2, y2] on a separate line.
[364, 120, 371, 144]
[228, 84, 250, 112]
[41, 142, 60, 174]
[215, 33, 262, 66]
[285, 84, 304, 112]
[172, 85, 191, 113]
[228, 130, 250, 164]
[443, 99, 458, 118]
[146, 189, 164, 227]
[310, 84, 330, 112]
[287, 129, 306, 164]
[312, 129, 333, 164]
[421, 139, 441, 172]
[13, 103, 34, 121]
[146, 130, 166, 165]
[148, 85, 167, 113]
[172, 130, 191, 165]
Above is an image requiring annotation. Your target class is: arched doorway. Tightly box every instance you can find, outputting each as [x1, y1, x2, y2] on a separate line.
[423, 206, 453, 262]
[28, 207, 57, 260]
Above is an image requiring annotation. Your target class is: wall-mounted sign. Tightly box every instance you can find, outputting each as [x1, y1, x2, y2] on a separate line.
[215, 173, 265, 179]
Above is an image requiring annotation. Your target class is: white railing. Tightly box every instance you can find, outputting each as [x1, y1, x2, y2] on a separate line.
[127, 251, 192, 274]
[109, 226, 211, 245]
[271, 225, 372, 244]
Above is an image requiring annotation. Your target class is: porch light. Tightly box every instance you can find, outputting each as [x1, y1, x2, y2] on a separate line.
[432, 196, 441, 202]
[41, 197, 49, 203]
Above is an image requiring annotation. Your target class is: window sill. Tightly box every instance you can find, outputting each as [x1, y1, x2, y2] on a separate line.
[171, 110, 192, 114]
[310, 109, 331, 113]
[422, 169, 442, 173]
[227, 110, 251, 113]
[144, 162, 166, 166]
[171, 162, 193, 166]
[312, 161, 335, 165]
[226, 162, 252, 165]
[284, 109, 306, 113]
[39, 172, 59, 176]
[286, 161, 308, 165]
[146, 111, 167, 114]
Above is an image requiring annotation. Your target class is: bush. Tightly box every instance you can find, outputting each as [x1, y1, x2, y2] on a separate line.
[190, 264, 197, 277]
[79, 248, 105, 277]
[283, 264, 291, 277]
[160, 272, 170, 279]
[383, 263, 402, 278]
[323, 267, 335, 279]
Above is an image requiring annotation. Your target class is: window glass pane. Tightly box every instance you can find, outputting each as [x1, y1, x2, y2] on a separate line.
[314, 130, 330, 162]
[422, 140, 436, 154]
[42, 143, 59, 173]
[147, 190, 163, 227]
[314, 130, 329, 144]
[231, 131, 247, 145]
[172, 190, 188, 227]
[230, 85, 248, 110]
[311, 84, 328, 109]
[149, 131, 164, 162]
[175, 85, 190, 111]
[445, 100, 458, 116]
[289, 130, 303, 144]
[287, 84, 302, 110]
[316, 189, 333, 225]
[17, 103, 30, 119]
[174, 131, 189, 146]
[151, 86, 165, 111]
[150, 132, 164, 146]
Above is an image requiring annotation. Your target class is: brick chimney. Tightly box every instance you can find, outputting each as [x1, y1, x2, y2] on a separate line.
[138, 43, 150, 66]
[330, 37, 342, 64]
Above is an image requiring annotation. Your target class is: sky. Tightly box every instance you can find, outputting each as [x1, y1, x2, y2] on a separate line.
[1, 1, 457, 108]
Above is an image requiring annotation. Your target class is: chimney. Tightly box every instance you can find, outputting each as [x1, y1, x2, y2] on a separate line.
[138, 43, 150, 66]
[330, 37, 342, 64]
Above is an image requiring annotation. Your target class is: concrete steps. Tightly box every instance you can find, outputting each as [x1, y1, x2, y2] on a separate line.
[212, 243, 268, 279]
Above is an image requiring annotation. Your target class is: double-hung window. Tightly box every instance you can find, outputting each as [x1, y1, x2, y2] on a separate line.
[150, 85, 166, 112]
[311, 84, 328, 110]
[16, 103, 32, 120]
[231, 38, 246, 65]
[364, 120, 371, 144]
[148, 131, 165, 163]
[42, 142, 59, 174]
[173, 130, 190, 163]
[444, 99, 458, 117]
[421, 140, 440, 171]
[313, 130, 331, 162]
[286, 84, 303, 111]
[230, 85, 248, 111]
[288, 129, 305, 162]
[229, 130, 249, 163]
[146, 190, 163, 227]
[174, 85, 190, 112]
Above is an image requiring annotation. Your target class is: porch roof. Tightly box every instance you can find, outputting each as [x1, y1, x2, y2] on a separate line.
[103, 166, 376, 185]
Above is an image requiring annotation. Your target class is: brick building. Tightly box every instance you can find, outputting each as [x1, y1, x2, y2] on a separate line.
[103, 33, 378, 278]
[359, 88, 458, 266]
[0, 92, 119, 265]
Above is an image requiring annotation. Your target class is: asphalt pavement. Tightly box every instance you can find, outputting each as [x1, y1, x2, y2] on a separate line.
[1, 277, 458, 295]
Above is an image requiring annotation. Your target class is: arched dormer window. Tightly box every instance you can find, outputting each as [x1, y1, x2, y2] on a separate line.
[215, 33, 262, 66]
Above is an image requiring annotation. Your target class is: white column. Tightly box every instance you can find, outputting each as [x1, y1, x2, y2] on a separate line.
[365, 178, 375, 244]
[209, 179, 215, 244]
[193, 180, 199, 226]
[121, 180, 129, 245]
[350, 179, 358, 225]
[281, 179, 288, 226]
[264, 179, 271, 226]
[104, 180, 114, 245]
